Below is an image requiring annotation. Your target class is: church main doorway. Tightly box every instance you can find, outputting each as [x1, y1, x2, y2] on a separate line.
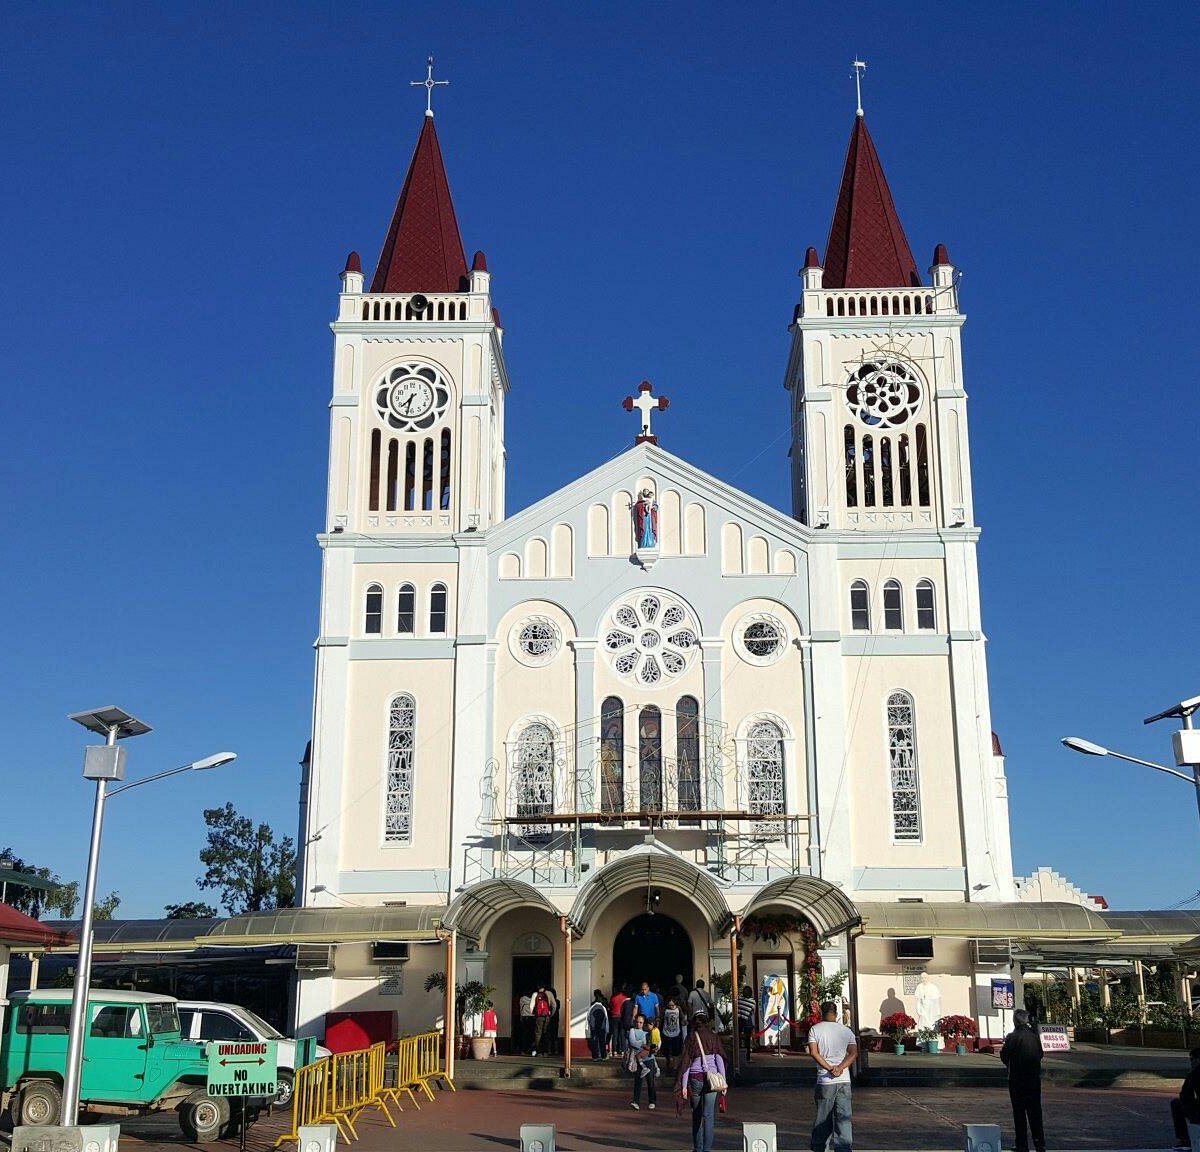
[612, 913, 693, 996]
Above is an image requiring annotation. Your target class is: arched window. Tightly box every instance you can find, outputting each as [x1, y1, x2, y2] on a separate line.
[439, 429, 452, 510]
[397, 584, 415, 635]
[515, 722, 555, 820]
[887, 691, 921, 841]
[862, 434, 876, 506]
[676, 697, 701, 813]
[368, 430, 381, 512]
[883, 580, 903, 630]
[385, 693, 415, 843]
[600, 697, 625, 814]
[639, 705, 663, 813]
[364, 584, 383, 635]
[746, 720, 785, 833]
[915, 580, 936, 630]
[850, 580, 870, 631]
[843, 425, 857, 507]
[429, 583, 447, 634]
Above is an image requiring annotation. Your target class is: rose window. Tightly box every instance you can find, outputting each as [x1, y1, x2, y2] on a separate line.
[511, 616, 561, 667]
[845, 361, 923, 428]
[735, 613, 790, 665]
[604, 593, 698, 686]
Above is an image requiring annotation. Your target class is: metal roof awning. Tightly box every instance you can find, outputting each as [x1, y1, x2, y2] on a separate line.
[444, 879, 560, 943]
[204, 906, 444, 946]
[1018, 939, 1179, 967]
[854, 901, 1119, 940]
[1100, 910, 1200, 945]
[568, 843, 730, 935]
[48, 918, 220, 953]
[741, 876, 862, 939]
[0, 904, 74, 950]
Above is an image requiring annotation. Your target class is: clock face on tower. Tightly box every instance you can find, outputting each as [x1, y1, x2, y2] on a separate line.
[374, 362, 452, 431]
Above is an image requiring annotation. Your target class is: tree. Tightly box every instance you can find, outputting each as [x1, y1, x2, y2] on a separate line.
[93, 892, 121, 920]
[196, 803, 295, 914]
[164, 901, 218, 919]
[0, 847, 78, 918]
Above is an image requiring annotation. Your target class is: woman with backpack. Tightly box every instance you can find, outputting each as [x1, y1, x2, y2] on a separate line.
[675, 1011, 728, 1152]
[587, 989, 610, 1061]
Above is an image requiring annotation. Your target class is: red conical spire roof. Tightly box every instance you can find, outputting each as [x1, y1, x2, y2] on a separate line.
[822, 116, 919, 289]
[371, 116, 468, 294]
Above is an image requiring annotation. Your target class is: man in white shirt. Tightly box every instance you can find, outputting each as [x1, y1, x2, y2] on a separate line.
[806, 1000, 857, 1152]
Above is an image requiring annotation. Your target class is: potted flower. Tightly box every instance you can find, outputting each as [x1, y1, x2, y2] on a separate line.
[915, 1026, 940, 1053]
[936, 1014, 978, 1054]
[880, 1011, 916, 1054]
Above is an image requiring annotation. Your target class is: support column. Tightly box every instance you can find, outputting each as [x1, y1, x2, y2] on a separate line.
[729, 917, 741, 1073]
[444, 930, 457, 1080]
[570, 641, 598, 812]
[848, 931, 867, 1076]
[561, 917, 573, 1077]
[699, 640, 725, 807]
[28, 954, 39, 991]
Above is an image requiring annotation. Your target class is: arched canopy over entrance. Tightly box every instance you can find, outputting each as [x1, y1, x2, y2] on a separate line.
[569, 843, 730, 935]
[444, 878, 561, 943]
[742, 876, 861, 940]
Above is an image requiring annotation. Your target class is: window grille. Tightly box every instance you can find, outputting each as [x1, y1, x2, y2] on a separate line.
[746, 719, 785, 834]
[515, 723, 555, 819]
[385, 694, 415, 843]
[888, 691, 921, 840]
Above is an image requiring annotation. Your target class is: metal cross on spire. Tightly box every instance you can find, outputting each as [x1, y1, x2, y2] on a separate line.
[622, 380, 670, 445]
[853, 59, 867, 117]
[411, 55, 449, 117]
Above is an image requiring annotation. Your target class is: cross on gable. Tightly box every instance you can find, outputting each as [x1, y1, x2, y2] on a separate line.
[411, 55, 449, 117]
[622, 380, 669, 444]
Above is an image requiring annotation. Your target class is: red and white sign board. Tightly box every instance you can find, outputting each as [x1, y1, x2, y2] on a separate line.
[1038, 1025, 1070, 1052]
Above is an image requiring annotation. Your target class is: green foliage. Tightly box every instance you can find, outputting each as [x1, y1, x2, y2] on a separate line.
[423, 972, 496, 1031]
[196, 802, 296, 914]
[1147, 1000, 1186, 1030]
[164, 901, 218, 919]
[0, 847, 78, 918]
[92, 892, 121, 920]
[1098, 991, 1139, 1030]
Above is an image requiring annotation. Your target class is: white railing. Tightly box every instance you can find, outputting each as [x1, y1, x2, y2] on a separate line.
[355, 294, 472, 322]
[802, 286, 957, 320]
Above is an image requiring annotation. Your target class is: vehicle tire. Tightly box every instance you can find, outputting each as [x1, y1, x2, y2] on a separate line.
[273, 1070, 295, 1108]
[18, 1080, 62, 1126]
[179, 1091, 230, 1143]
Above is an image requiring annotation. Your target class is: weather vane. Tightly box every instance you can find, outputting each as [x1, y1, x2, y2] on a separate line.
[411, 55, 449, 117]
[853, 59, 867, 117]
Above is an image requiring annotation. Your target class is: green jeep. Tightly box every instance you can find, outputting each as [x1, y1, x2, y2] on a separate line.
[2, 988, 248, 1141]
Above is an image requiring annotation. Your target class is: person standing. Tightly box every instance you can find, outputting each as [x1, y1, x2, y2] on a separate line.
[628, 1012, 657, 1110]
[1170, 1047, 1200, 1150]
[1000, 1009, 1046, 1152]
[807, 1000, 857, 1152]
[635, 980, 661, 1026]
[531, 985, 556, 1057]
[587, 989, 610, 1061]
[661, 996, 684, 1071]
[481, 1001, 498, 1058]
[611, 986, 630, 1057]
[687, 979, 714, 1022]
[675, 1011, 727, 1152]
[519, 991, 534, 1054]
[737, 986, 757, 1062]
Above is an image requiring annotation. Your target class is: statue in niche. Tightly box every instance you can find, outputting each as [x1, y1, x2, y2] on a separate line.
[759, 972, 789, 1054]
[633, 489, 659, 549]
[914, 972, 942, 1032]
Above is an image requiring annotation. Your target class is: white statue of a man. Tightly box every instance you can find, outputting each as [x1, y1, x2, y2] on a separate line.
[914, 972, 942, 1031]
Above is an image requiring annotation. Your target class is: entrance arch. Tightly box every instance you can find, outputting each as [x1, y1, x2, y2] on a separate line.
[612, 913, 693, 996]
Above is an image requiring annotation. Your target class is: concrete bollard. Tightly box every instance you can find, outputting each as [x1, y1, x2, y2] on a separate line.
[520, 1123, 556, 1152]
[298, 1124, 339, 1152]
[965, 1124, 1003, 1152]
[743, 1122, 777, 1152]
[13, 1126, 120, 1152]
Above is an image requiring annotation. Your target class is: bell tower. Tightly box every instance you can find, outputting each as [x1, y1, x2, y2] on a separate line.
[784, 114, 970, 535]
[325, 109, 508, 538]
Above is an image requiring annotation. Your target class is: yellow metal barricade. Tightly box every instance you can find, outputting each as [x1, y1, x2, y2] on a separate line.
[274, 1056, 350, 1147]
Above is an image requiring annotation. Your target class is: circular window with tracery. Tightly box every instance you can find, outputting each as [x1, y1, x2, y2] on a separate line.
[735, 613, 790, 666]
[510, 616, 562, 667]
[374, 362, 453, 431]
[604, 593, 698, 686]
[845, 361, 923, 428]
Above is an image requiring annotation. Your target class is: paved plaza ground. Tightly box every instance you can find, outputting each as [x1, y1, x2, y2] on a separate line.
[33, 1080, 1184, 1152]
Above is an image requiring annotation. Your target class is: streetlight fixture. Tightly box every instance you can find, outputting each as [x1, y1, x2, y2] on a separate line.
[1062, 692, 1200, 828]
[61, 705, 235, 1126]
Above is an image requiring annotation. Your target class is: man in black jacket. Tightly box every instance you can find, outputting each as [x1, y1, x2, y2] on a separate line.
[1000, 1010, 1045, 1152]
[1170, 1047, 1200, 1150]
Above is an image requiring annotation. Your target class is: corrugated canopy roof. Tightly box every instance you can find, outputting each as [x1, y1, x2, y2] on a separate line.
[48, 918, 218, 952]
[205, 906, 443, 946]
[742, 876, 862, 939]
[855, 901, 1118, 940]
[444, 879, 559, 942]
[1099, 910, 1200, 943]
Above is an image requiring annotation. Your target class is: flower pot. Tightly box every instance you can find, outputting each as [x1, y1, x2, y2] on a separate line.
[925, 1041, 939, 1053]
[470, 1037, 494, 1060]
[955, 1043, 967, 1055]
[893, 1042, 905, 1055]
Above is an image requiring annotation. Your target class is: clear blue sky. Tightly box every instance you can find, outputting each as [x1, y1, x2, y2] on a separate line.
[2, 2, 1197, 918]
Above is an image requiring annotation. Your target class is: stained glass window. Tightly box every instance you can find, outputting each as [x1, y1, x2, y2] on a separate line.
[639, 706, 663, 812]
[515, 722, 555, 820]
[888, 691, 921, 841]
[747, 719, 785, 835]
[600, 696, 625, 814]
[385, 694, 415, 843]
[676, 697, 701, 812]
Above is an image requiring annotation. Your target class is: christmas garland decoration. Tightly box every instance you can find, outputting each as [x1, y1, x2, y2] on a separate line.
[740, 913, 824, 1037]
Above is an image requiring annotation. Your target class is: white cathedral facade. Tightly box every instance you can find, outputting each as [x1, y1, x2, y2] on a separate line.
[293, 99, 1067, 1053]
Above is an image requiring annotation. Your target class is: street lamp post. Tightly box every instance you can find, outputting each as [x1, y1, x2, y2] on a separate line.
[61, 706, 235, 1126]
[1062, 693, 1200, 830]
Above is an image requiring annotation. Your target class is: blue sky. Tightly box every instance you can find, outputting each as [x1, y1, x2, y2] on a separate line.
[2, 2, 1197, 917]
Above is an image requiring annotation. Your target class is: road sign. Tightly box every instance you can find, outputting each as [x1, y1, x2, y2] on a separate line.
[206, 1040, 278, 1097]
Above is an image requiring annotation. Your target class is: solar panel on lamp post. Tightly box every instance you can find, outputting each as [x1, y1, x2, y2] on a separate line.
[61, 705, 235, 1126]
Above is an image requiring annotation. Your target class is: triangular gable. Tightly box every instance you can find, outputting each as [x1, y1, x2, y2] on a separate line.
[488, 442, 815, 553]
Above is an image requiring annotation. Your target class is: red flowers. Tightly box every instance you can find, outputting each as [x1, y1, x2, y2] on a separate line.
[935, 1015, 978, 1042]
[880, 1012, 916, 1038]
